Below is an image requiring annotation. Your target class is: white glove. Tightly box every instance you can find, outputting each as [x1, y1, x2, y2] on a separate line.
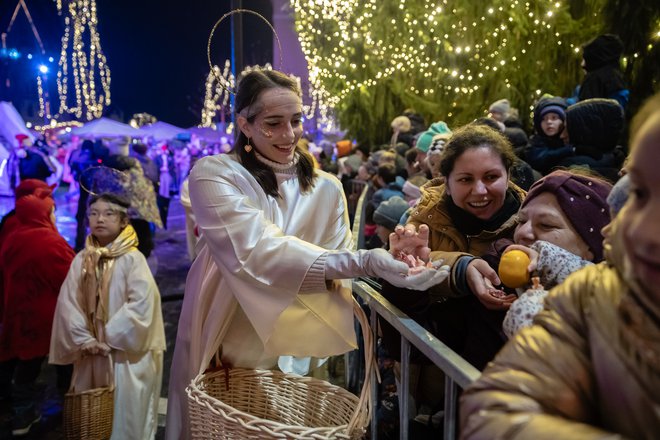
[324, 248, 450, 291]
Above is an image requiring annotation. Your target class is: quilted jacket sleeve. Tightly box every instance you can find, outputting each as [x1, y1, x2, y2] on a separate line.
[460, 267, 624, 439]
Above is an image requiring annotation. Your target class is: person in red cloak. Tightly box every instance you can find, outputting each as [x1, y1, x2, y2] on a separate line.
[0, 188, 75, 436]
[0, 180, 57, 323]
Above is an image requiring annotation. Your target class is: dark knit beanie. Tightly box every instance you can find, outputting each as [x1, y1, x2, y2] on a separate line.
[539, 104, 566, 121]
[582, 34, 624, 72]
[373, 196, 409, 230]
[522, 170, 612, 262]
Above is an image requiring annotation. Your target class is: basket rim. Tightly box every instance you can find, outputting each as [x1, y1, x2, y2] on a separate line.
[65, 384, 115, 398]
[187, 368, 360, 432]
[186, 299, 374, 436]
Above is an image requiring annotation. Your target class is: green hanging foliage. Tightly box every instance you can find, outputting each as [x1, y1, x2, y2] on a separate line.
[292, 0, 659, 146]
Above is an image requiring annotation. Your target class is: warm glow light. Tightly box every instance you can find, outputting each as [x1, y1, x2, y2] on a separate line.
[289, 0, 657, 138]
[56, 0, 111, 121]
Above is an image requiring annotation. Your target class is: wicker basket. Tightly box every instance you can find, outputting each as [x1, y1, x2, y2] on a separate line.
[187, 299, 375, 439]
[63, 356, 114, 440]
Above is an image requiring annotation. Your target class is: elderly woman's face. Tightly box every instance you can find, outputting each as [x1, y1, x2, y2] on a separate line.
[514, 192, 593, 260]
[445, 146, 508, 220]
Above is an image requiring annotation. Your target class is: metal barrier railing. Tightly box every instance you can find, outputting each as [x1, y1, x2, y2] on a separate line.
[347, 173, 480, 438]
[352, 280, 481, 439]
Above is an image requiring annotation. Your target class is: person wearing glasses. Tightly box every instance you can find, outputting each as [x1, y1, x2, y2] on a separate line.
[50, 193, 165, 440]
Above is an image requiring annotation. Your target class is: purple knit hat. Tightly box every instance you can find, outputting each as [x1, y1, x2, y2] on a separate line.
[521, 170, 612, 262]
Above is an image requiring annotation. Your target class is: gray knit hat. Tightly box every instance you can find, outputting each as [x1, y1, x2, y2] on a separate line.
[489, 99, 511, 116]
[373, 196, 409, 230]
[607, 174, 630, 216]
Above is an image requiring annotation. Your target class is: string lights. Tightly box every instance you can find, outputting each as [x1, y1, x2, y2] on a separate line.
[200, 60, 336, 133]
[55, 0, 111, 121]
[289, 0, 624, 140]
[36, 74, 49, 119]
[201, 60, 235, 128]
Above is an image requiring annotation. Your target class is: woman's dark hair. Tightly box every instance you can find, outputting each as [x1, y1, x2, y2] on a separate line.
[439, 124, 516, 178]
[234, 69, 316, 198]
[88, 192, 130, 222]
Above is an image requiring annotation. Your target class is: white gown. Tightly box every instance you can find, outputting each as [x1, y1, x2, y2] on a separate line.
[50, 249, 166, 440]
[166, 154, 357, 439]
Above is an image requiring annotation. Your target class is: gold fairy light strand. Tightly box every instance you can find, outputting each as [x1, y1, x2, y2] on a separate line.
[201, 59, 234, 127]
[207, 9, 283, 95]
[56, 0, 111, 120]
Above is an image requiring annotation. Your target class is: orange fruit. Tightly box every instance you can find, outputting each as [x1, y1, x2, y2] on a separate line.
[498, 250, 531, 288]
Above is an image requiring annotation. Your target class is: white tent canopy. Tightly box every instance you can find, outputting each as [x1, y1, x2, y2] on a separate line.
[0, 102, 34, 196]
[0, 101, 34, 148]
[71, 117, 145, 138]
[187, 126, 228, 143]
[140, 121, 189, 141]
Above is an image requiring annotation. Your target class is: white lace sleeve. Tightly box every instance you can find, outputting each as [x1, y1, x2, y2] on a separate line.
[531, 241, 593, 289]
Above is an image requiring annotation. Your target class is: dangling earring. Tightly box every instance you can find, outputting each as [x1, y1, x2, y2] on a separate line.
[244, 139, 253, 153]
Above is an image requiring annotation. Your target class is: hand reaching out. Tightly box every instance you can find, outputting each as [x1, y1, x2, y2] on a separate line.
[466, 259, 516, 310]
[389, 224, 431, 263]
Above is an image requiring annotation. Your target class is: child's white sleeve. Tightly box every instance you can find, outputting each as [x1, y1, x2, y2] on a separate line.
[105, 253, 166, 353]
[50, 255, 96, 364]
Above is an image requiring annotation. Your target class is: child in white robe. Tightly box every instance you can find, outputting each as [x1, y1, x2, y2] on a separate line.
[50, 192, 166, 440]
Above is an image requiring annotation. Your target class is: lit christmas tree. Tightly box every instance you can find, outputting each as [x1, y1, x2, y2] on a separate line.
[291, 0, 660, 145]
[55, 0, 111, 120]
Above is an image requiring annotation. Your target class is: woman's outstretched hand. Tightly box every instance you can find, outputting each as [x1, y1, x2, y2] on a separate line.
[389, 224, 431, 263]
[364, 248, 450, 290]
[466, 259, 516, 310]
[324, 248, 450, 291]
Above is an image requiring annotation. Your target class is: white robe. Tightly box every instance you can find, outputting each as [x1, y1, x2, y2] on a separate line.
[50, 249, 166, 440]
[166, 154, 357, 440]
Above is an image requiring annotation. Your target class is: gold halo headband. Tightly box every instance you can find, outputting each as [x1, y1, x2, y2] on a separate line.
[207, 9, 284, 95]
[79, 166, 130, 197]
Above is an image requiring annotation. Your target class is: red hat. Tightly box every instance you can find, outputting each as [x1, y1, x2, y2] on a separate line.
[15, 179, 56, 199]
[15, 191, 56, 230]
[15, 133, 29, 141]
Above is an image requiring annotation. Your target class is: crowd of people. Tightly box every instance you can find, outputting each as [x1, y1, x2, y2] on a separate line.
[0, 31, 657, 439]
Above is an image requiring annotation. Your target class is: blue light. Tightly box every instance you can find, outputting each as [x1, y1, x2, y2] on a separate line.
[38, 65, 49, 74]
[27, 53, 33, 59]
[8, 48, 20, 59]
[48, 56, 54, 62]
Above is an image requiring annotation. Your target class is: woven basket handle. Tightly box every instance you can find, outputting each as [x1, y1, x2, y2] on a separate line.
[346, 297, 378, 434]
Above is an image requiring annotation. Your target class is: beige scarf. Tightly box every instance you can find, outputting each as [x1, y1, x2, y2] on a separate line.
[79, 224, 139, 340]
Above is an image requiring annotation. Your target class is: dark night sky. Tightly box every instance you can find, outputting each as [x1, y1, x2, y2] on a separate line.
[1, 0, 273, 127]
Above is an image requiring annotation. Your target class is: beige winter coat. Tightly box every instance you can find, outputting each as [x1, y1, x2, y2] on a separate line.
[460, 215, 660, 439]
[407, 178, 526, 299]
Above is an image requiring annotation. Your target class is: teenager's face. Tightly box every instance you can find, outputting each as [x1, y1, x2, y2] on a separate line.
[514, 192, 593, 260]
[541, 112, 564, 137]
[620, 112, 660, 300]
[238, 88, 303, 164]
[88, 200, 128, 247]
[445, 147, 509, 220]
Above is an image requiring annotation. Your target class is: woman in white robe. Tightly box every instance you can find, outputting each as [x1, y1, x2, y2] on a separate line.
[166, 69, 449, 439]
[50, 194, 166, 440]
